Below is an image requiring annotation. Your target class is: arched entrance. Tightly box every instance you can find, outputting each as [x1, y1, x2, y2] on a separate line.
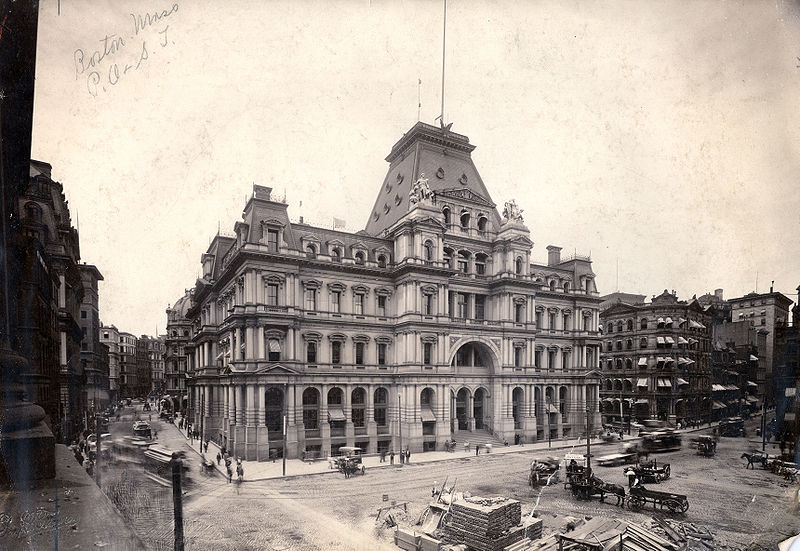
[474, 388, 488, 429]
[265, 386, 284, 459]
[455, 388, 470, 430]
[512, 387, 524, 430]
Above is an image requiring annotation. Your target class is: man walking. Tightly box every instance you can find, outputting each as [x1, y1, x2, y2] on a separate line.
[390, 450, 395, 465]
[405, 449, 411, 464]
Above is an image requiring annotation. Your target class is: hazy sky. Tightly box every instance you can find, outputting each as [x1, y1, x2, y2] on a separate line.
[32, 0, 800, 336]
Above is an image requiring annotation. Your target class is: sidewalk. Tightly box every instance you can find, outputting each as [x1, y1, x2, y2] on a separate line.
[0, 444, 144, 550]
[166, 420, 717, 483]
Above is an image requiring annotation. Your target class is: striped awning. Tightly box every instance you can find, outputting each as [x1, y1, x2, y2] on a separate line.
[747, 381, 758, 387]
[676, 378, 689, 386]
[712, 384, 726, 392]
[678, 317, 686, 326]
[637, 378, 648, 388]
[657, 378, 672, 388]
[328, 408, 346, 422]
[678, 337, 689, 345]
[635, 399, 649, 405]
[726, 385, 740, 392]
[546, 404, 559, 414]
[638, 357, 648, 366]
[750, 355, 759, 362]
[665, 317, 673, 325]
[420, 408, 436, 422]
[665, 337, 675, 345]
[658, 317, 665, 325]
[657, 337, 665, 345]
[689, 320, 705, 329]
[746, 396, 758, 403]
[665, 357, 675, 364]
[657, 356, 666, 364]
[712, 401, 727, 410]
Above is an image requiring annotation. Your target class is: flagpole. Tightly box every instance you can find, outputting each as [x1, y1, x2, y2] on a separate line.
[440, 0, 447, 125]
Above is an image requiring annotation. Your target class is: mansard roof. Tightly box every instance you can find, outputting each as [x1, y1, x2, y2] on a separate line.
[364, 122, 501, 236]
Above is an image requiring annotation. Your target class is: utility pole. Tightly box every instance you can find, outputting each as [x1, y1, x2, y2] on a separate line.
[546, 397, 551, 448]
[171, 453, 184, 551]
[586, 404, 592, 475]
[398, 394, 403, 454]
[95, 414, 102, 487]
[282, 382, 288, 476]
[762, 399, 767, 452]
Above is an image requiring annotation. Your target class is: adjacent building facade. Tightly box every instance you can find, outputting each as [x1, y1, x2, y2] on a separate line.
[599, 290, 712, 425]
[78, 264, 107, 410]
[180, 122, 603, 461]
[118, 332, 137, 398]
[164, 291, 193, 412]
[99, 323, 121, 403]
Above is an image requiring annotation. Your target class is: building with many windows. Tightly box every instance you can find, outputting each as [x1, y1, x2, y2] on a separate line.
[118, 332, 137, 398]
[164, 291, 193, 412]
[99, 323, 120, 403]
[599, 290, 712, 425]
[78, 264, 106, 410]
[181, 122, 603, 461]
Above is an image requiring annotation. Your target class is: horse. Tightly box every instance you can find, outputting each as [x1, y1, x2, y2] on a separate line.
[741, 452, 768, 469]
[590, 477, 626, 506]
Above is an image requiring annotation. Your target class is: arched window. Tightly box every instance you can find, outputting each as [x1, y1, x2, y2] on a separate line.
[377, 254, 387, 268]
[183, 330, 189, 337]
[442, 207, 451, 225]
[331, 248, 341, 262]
[302, 387, 319, 430]
[354, 251, 365, 265]
[563, 282, 570, 292]
[549, 280, 556, 291]
[626, 339, 633, 350]
[423, 240, 434, 262]
[640, 337, 647, 348]
[626, 358, 633, 370]
[460, 210, 470, 228]
[626, 319, 633, 331]
[616, 321, 623, 332]
[374, 387, 388, 427]
[640, 318, 648, 330]
[477, 216, 488, 233]
[515, 257, 523, 275]
[306, 244, 316, 259]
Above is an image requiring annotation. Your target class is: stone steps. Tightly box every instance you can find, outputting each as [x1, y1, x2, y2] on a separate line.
[450, 429, 508, 448]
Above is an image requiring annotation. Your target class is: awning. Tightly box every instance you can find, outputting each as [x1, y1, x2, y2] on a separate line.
[546, 404, 559, 414]
[602, 398, 614, 403]
[712, 384, 726, 392]
[678, 337, 689, 345]
[637, 378, 648, 388]
[747, 381, 758, 387]
[665, 337, 675, 345]
[685, 358, 695, 364]
[712, 401, 727, 410]
[624, 398, 636, 405]
[677, 357, 689, 365]
[726, 385, 740, 392]
[688, 338, 698, 345]
[635, 399, 649, 405]
[657, 378, 672, 388]
[268, 340, 281, 353]
[657, 337, 665, 345]
[638, 357, 648, 366]
[658, 317, 665, 325]
[657, 356, 666, 364]
[420, 408, 436, 422]
[678, 317, 686, 326]
[746, 396, 759, 403]
[749, 355, 759, 362]
[689, 320, 705, 329]
[328, 408, 346, 422]
[665, 317, 673, 325]
[665, 357, 675, 364]
[676, 378, 689, 386]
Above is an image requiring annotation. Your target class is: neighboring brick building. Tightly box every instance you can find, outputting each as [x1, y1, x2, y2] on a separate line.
[179, 122, 604, 461]
[78, 264, 106, 410]
[118, 332, 137, 398]
[774, 288, 800, 441]
[99, 323, 121, 403]
[600, 290, 712, 425]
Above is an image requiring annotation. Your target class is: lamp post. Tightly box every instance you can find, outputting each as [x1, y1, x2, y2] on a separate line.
[546, 397, 551, 448]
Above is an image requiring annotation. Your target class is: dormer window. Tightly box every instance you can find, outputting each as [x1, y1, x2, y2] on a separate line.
[266, 229, 279, 252]
[442, 207, 451, 225]
[377, 254, 387, 268]
[354, 251, 365, 265]
[331, 248, 341, 262]
[306, 244, 317, 259]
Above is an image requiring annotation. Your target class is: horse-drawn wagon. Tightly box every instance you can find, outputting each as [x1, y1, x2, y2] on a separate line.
[528, 458, 560, 487]
[568, 474, 626, 506]
[627, 459, 671, 483]
[627, 485, 689, 513]
[696, 435, 716, 457]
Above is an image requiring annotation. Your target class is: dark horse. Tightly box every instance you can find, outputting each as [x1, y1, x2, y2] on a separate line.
[595, 479, 626, 506]
[741, 452, 768, 469]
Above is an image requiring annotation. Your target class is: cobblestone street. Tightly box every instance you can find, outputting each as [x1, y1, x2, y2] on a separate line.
[108, 412, 800, 550]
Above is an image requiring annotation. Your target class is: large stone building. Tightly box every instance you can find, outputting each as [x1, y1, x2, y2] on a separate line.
[727, 290, 793, 408]
[180, 122, 603, 461]
[118, 332, 137, 398]
[774, 288, 800, 443]
[78, 264, 106, 410]
[164, 291, 193, 412]
[599, 290, 712, 425]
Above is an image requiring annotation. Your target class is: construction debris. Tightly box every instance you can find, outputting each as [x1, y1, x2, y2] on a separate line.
[440, 497, 525, 551]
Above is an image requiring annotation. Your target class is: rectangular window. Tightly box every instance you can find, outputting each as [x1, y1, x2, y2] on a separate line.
[548, 350, 556, 370]
[535, 311, 542, 328]
[377, 295, 386, 317]
[81, 310, 87, 319]
[423, 343, 432, 365]
[548, 312, 556, 329]
[562, 352, 569, 371]
[268, 339, 281, 362]
[377, 343, 387, 365]
[331, 342, 341, 364]
[458, 259, 468, 273]
[354, 294, 364, 315]
[331, 291, 341, 313]
[267, 229, 279, 252]
[457, 293, 467, 318]
[476, 262, 485, 275]
[305, 289, 316, 310]
[355, 342, 364, 365]
[514, 347, 523, 367]
[267, 284, 279, 306]
[475, 295, 485, 320]
[515, 303, 525, 323]
[563, 314, 570, 331]
[535, 350, 542, 369]
[583, 316, 590, 331]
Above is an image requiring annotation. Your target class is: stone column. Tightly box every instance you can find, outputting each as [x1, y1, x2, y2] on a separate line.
[344, 384, 354, 446]
[366, 384, 377, 452]
[321, 384, 330, 456]
[256, 384, 267, 460]
[286, 384, 299, 459]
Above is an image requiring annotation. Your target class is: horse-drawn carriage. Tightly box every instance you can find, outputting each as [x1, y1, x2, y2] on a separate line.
[696, 435, 716, 457]
[333, 446, 366, 478]
[569, 473, 626, 506]
[443, 439, 457, 452]
[627, 485, 689, 513]
[529, 458, 560, 487]
[719, 417, 746, 437]
[627, 459, 671, 483]
[741, 450, 769, 469]
[642, 431, 682, 452]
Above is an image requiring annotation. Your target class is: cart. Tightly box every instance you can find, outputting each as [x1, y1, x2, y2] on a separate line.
[719, 417, 746, 437]
[627, 485, 689, 513]
[696, 435, 716, 457]
[596, 452, 638, 466]
[529, 458, 560, 487]
[629, 459, 670, 483]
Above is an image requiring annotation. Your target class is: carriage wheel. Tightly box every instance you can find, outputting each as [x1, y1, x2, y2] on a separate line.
[665, 500, 681, 513]
[628, 496, 645, 510]
[680, 500, 689, 513]
[664, 465, 670, 478]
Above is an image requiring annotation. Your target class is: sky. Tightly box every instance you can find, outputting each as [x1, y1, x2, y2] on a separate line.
[31, 0, 800, 337]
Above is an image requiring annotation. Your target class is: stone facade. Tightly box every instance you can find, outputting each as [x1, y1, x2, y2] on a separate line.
[181, 122, 603, 460]
[99, 324, 120, 402]
[165, 291, 192, 412]
[79, 264, 106, 410]
[599, 290, 712, 425]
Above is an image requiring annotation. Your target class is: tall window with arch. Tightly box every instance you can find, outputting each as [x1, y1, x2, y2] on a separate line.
[515, 257, 523, 275]
[442, 207, 451, 226]
[423, 240, 434, 262]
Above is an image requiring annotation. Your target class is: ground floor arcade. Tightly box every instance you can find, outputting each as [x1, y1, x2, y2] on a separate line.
[188, 375, 601, 461]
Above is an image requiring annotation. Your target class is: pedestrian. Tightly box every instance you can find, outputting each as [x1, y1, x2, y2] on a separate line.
[400, 450, 405, 464]
[476, 444, 480, 456]
[204, 441, 209, 453]
[432, 481, 439, 498]
[619, 429, 624, 440]
[380, 450, 386, 463]
[390, 450, 395, 465]
[625, 468, 636, 488]
[406, 449, 411, 463]
[216, 452, 221, 465]
[226, 464, 233, 483]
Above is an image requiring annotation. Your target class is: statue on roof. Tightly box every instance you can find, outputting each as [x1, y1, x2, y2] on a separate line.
[502, 199, 524, 223]
[409, 173, 434, 205]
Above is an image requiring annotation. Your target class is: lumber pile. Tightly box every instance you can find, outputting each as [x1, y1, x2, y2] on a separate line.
[440, 497, 525, 551]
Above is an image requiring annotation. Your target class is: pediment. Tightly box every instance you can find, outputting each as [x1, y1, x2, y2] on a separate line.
[256, 363, 300, 375]
[437, 188, 495, 208]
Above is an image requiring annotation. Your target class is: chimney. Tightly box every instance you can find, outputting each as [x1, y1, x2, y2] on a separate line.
[253, 185, 272, 201]
[546, 245, 562, 266]
[770, 280, 774, 293]
[715, 288, 723, 301]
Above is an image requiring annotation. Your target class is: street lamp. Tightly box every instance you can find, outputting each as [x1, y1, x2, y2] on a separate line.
[546, 397, 552, 448]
